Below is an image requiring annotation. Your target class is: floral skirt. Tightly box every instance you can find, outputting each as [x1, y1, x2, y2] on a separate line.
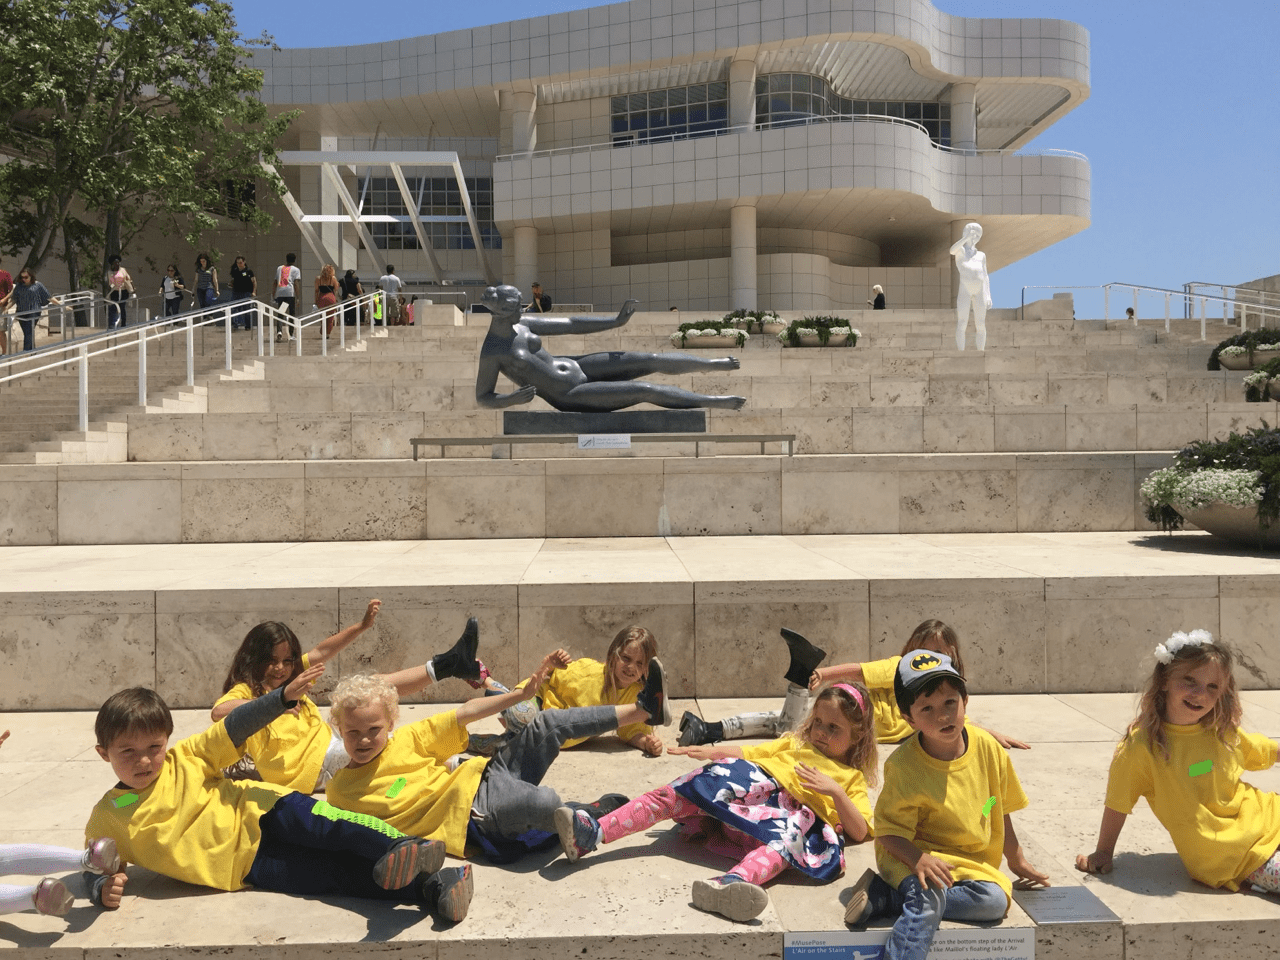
[671, 758, 844, 881]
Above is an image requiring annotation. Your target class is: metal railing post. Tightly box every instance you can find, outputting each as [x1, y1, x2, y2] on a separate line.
[78, 344, 89, 433]
[138, 326, 148, 407]
[1131, 288, 1138, 325]
[224, 305, 233, 370]
[1103, 285, 1109, 323]
[322, 314, 328, 357]
[258, 308, 265, 357]
[1164, 292, 1171, 333]
[186, 315, 195, 385]
[339, 306, 346, 350]
[1199, 297, 1206, 340]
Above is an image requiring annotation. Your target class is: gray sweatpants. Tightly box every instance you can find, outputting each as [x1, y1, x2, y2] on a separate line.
[470, 704, 618, 840]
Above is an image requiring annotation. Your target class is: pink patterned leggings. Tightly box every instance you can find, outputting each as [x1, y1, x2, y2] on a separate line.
[1247, 846, 1280, 894]
[598, 784, 789, 886]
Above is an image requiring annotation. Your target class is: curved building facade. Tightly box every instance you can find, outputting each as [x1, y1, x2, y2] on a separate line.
[252, 0, 1091, 311]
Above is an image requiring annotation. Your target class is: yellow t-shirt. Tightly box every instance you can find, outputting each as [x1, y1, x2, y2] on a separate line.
[85, 722, 291, 892]
[861, 656, 914, 743]
[740, 736, 874, 836]
[533, 657, 650, 747]
[874, 724, 1028, 905]
[324, 709, 485, 857]
[1104, 723, 1280, 890]
[214, 653, 328, 793]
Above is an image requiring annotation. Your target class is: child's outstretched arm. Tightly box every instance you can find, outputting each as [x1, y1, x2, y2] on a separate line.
[454, 649, 567, 726]
[809, 661, 864, 691]
[878, 835, 953, 889]
[1003, 816, 1050, 886]
[669, 744, 746, 761]
[1075, 806, 1127, 875]
[94, 868, 129, 909]
[224, 664, 325, 748]
[307, 599, 381, 666]
[796, 762, 870, 842]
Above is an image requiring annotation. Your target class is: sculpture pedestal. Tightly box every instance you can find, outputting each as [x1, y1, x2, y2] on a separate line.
[503, 410, 707, 435]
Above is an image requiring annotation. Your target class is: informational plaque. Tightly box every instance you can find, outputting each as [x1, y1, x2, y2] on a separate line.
[577, 434, 631, 449]
[785, 928, 1033, 959]
[1012, 886, 1119, 924]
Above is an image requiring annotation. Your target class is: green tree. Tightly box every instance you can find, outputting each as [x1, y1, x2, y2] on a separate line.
[0, 0, 296, 292]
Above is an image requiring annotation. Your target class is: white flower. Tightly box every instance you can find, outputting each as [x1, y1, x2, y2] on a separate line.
[1219, 345, 1249, 358]
[1153, 629, 1213, 664]
[1140, 466, 1263, 511]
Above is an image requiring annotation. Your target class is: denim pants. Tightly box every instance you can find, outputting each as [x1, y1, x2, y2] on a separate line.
[883, 875, 1006, 960]
[107, 292, 128, 328]
[470, 704, 618, 840]
[244, 791, 422, 903]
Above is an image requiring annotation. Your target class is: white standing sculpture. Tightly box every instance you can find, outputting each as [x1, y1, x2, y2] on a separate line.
[949, 221, 992, 351]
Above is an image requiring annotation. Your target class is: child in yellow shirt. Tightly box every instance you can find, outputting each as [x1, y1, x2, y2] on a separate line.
[86, 665, 473, 921]
[473, 625, 664, 757]
[1077, 630, 1280, 895]
[556, 683, 877, 923]
[847, 650, 1048, 960]
[213, 603, 488, 792]
[323, 652, 670, 865]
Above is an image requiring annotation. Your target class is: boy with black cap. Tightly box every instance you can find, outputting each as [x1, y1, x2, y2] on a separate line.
[845, 650, 1048, 959]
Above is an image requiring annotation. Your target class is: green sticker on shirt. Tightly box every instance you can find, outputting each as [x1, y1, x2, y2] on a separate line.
[981, 796, 996, 817]
[386, 776, 407, 798]
[1188, 759, 1213, 778]
[113, 793, 139, 808]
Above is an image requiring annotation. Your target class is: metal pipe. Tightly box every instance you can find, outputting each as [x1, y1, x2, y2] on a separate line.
[138, 325, 148, 407]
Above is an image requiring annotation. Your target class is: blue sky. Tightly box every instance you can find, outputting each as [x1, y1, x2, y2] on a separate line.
[232, 1, 1279, 314]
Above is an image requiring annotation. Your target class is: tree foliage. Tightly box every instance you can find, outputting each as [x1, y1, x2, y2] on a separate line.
[0, 0, 296, 285]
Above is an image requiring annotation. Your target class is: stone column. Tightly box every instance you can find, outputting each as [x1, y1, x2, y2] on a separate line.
[728, 58, 757, 129]
[730, 203, 758, 311]
[513, 224, 538, 292]
[950, 82, 976, 153]
[499, 89, 538, 154]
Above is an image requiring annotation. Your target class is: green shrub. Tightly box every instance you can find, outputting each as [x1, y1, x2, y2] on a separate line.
[721, 308, 782, 332]
[1141, 425, 1280, 530]
[779, 315, 860, 347]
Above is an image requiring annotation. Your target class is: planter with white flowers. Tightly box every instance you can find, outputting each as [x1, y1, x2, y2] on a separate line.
[778, 316, 860, 348]
[1141, 425, 1280, 548]
[669, 321, 748, 349]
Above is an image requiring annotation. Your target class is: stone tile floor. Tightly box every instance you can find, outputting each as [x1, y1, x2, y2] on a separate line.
[1, 694, 1278, 958]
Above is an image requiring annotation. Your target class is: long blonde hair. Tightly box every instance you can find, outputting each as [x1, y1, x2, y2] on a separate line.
[319, 263, 337, 286]
[602, 625, 657, 697]
[795, 683, 879, 785]
[1131, 634, 1240, 760]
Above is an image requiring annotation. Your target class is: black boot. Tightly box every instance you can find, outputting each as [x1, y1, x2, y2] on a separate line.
[429, 617, 481, 683]
[637, 657, 670, 726]
[678, 711, 723, 747]
[780, 627, 827, 687]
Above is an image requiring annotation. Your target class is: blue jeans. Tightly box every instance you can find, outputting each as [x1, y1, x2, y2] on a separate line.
[244, 791, 423, 902]
[230, 293, 256, 328]
[470, 704, 617, 840]
[884, 876, 1007, 960]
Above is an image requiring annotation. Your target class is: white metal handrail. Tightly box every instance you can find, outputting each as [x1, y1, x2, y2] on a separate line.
[0, 291, 382, 435]
[1020, 283, 1280, 340]
[495, 115, 1090, 164]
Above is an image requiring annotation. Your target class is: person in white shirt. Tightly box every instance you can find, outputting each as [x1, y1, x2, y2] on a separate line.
[378, 265, 403, 325]
[274, 253, 301, 341]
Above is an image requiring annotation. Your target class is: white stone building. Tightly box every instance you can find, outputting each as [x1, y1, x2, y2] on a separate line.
[252, 0, 1091, 311]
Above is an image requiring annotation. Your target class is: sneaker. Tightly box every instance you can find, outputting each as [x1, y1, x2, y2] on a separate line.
[637, 657, 670, 727]
[678, 710, 715, 747]
[84, 837, 121, 875]
[844, 868, 895, 927]
[275, 331, 283, 342]
[567, 793, 629, 819]
[373, 838, 446, 890]
[32, 878, 73, 916]
[691, 875, 769, 922]
[425, 865, 473, 922]
[554, 805, 600, 863]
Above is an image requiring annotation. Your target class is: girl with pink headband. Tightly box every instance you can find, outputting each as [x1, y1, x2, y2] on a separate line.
[554, 682, 877, 923]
